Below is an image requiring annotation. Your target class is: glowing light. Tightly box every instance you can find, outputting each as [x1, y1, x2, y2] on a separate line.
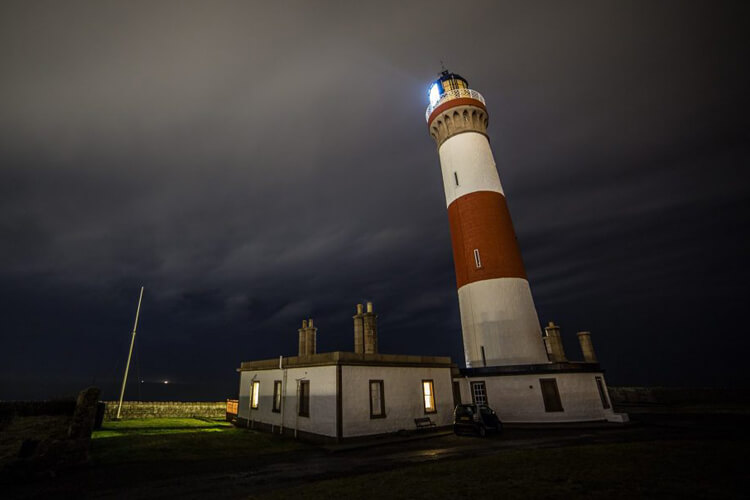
[251, 381, 260, 409]
[423, 381, 435, 411]
[163, 380, 169, 384]
[428, 82, 441, 107]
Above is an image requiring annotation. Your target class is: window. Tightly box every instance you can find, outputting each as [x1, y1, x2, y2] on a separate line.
[540, 378, 564, 412]
[298, 380, 310, 417]
[422, 380, 436, 413]
[473, 249, 482, 268]
[369, 380, 385, 418]
[595, 377, 611, 409]
[471, 381, 488, 406]
[452, 381, 461, 406]
[250, 381, 260, 409]
[272, 380, 282, 412]
[454, 172, 459, 186]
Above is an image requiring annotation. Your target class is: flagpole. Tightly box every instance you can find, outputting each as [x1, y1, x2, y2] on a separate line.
[116, 286, 144, 420]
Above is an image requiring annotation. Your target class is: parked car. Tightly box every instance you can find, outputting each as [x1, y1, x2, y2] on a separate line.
[453, 404, 502, 436]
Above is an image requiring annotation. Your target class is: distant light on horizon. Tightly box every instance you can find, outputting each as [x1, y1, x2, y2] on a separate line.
[163, 380, 169, 384]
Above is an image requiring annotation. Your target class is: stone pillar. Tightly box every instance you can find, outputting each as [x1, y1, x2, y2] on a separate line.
[353, 304, 365, 354]
[363, 302, 378, 354]
[298, 320, 308, 357]
[543, 321, 567, 362]
[306, 318, 317, 355]
[577, 331, 597, 363]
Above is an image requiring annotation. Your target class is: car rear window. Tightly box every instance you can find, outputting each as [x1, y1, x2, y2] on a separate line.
[455, 406, 474, 416]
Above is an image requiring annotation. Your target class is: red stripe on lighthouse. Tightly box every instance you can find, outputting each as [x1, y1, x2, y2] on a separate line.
[427, 98, 487, 127]
[448, 191, 527, 289]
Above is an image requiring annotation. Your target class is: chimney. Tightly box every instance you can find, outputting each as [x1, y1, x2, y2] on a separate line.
[363, 301, 378, 354]
[306, 318, 317, 355]
[353, 304, 364, 354]
[298, 320, 308, 357]
[577, 331, 597, 363]
[543, 321, 567, 362]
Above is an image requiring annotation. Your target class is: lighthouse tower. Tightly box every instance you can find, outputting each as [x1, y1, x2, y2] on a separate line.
[426, 71, 548, 368]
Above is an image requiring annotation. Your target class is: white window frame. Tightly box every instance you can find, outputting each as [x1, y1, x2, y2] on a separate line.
[473, 248, 482, 268]
[471, 381, 488, 406]
[422, 380, 436, 414]
[272, 380, 282, 413]
[369, 380, 385, 419]
[250, 381, 260, 409]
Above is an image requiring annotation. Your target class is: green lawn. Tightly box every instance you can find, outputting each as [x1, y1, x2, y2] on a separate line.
[91, 418, 304, 465]
[256, 439, 744, 500]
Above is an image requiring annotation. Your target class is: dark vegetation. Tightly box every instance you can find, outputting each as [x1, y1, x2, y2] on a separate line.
[257, 440, 744, 499]
[3, 402, 747, 499]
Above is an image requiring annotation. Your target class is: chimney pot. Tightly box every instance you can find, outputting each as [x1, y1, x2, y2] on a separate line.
[577, 331, 597, 363]
[356, 303, 363, 314]
[366, 301, 373, 313]
[543, 321, 566, 362]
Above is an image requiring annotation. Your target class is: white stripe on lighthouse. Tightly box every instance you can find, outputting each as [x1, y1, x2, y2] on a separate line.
[458, 278, 549, 367]
[438, 132, 504, 208]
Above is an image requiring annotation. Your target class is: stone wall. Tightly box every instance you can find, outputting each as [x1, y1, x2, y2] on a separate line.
[102, 401, 226, 420]
[609, 386, 750, 406]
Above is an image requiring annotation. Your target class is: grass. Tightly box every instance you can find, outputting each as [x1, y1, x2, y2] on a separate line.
[91, 418, 305, 465]
[255, 439, 745, 500]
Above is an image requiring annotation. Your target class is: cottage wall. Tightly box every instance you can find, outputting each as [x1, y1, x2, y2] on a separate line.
[238, 365, 337, 437]
[456, 372, 627, 423]
[341, 365, 453, 437]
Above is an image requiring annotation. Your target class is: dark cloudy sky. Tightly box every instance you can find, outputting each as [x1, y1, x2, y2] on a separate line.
[1, 1, 748, 401]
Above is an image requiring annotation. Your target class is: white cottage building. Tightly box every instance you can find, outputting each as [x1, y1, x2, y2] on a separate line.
[236, 351, 454, 442]
[237, 304, 456, 442]
[236, 303, 625, 442]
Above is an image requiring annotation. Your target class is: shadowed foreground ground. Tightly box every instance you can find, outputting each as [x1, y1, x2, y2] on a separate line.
[3, 407, 747, 499]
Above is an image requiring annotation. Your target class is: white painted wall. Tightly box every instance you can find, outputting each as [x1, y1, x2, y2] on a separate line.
[238, 365, 337, 437]
[341, 365, 454, 438]
[458, 277, 549, 367]
[456, 372, 627, 423]
[439, 132, 504, 207]
[239, 364, 455, 439]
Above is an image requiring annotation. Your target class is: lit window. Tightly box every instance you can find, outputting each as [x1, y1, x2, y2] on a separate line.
[474, 249, 482, 268]
[369, 380, 385, 418]
[298, 380, 310, 417]
[428, 83, 441, 107]
[272, 380, 282, 413]
[250, 381, 260, 409]
[422, 380, 436, 413]
[471, 381, 487, 406]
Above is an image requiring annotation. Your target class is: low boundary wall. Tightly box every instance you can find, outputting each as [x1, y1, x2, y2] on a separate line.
[609, 387, 750, 405]
[102, 401, 225, 420]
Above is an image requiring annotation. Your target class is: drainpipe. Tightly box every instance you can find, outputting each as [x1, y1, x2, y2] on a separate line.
[280, 362, 287, 436]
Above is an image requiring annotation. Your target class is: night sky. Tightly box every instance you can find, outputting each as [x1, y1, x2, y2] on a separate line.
[1, 1, 748, 401]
